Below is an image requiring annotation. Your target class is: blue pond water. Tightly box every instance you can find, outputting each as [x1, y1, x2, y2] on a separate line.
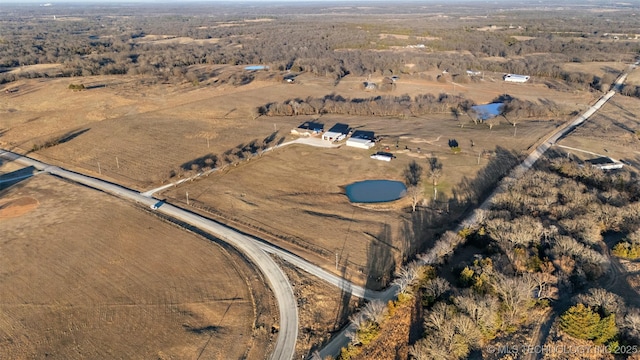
[471, 102, 504, 120]
[244, 65, 268, 71]
[345, 180, 407, 203]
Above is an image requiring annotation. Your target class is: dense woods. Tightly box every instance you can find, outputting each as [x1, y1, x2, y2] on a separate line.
[1, 1, 638, 86]
[340, 154, 640, 360]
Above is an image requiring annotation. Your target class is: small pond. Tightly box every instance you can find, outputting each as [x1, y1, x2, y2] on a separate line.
[345, 180, 407, 203]
[471, 102, 504, 121]
[244, 65, 268, 71]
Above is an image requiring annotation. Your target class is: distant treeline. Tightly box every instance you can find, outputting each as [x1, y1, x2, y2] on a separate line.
[258, 93, 568, 120]
[0, 3, 636, 86]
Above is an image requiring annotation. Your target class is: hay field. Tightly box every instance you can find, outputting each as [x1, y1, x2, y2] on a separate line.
[0, 174, 274, 359]
[0, 64, 593, 190]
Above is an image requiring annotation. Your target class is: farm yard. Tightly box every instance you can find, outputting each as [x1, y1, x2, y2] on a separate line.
[0, 58, 603, 289]
[0, 173, 275, 359]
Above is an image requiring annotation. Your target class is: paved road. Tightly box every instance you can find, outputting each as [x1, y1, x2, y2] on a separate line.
[0, 150, 298, 360]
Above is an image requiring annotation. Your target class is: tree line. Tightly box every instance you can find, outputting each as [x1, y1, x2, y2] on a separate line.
[0, 3, 637, 87]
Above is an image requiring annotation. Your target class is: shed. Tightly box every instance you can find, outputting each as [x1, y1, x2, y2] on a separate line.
[503, 74, 530, 83]
[347, 137, 375, 149]
[370, 151, 395, 161]
[585, 157, 624, 170]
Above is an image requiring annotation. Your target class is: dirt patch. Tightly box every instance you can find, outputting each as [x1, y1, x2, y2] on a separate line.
[0, 174, 275, 359]
[6, 64, 63, 74]
[0, 196, 38, 218]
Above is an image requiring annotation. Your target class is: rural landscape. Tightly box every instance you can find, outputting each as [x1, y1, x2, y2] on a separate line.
[2, 0, 640, 359]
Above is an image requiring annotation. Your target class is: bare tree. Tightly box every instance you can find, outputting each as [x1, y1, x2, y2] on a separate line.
[623, 309, 640, 341]
[404, 160, 423, 187]
[427, 156, 443, 200]
[404, 160, 424, 211]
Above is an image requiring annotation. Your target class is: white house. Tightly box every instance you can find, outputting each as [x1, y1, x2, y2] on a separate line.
[503, 74, 530, 83]
[322, 123, 350, 142]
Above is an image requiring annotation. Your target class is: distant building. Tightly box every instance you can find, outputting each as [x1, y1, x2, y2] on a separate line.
[585, 157, 624, 170]
[364, 81, 377, 90]
[370, 151, 395, 161]
[322, 123, 349, 142]
[503, 74, 530, 83]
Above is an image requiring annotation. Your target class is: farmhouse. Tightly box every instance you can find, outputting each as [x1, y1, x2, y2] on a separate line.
[322, 123, 349, 142]
[346, 130, 375, 149]
[291, 121, 324, 136]
[503, 74, 530, 83]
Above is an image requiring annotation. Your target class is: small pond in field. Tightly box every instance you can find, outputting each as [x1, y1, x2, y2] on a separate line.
[471, 102, 504, 120]
[244, 65, 268, 71]
[345, 180, 407, 203]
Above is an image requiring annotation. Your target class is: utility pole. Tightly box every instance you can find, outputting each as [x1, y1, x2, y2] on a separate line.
[116, 157, 120, 169]
[514, 125, 517, 137]
[335, 252, 339, 270]
[477, 151, 482, 165]
[97, 161, 101, 175]
[186, 191, 189, 205]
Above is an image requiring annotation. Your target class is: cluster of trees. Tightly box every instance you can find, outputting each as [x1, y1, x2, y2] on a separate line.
[162, 131, 283, 181]
[258, 94, 568, 125]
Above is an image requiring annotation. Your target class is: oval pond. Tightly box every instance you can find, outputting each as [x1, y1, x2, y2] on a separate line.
[345, 180, 407, 203]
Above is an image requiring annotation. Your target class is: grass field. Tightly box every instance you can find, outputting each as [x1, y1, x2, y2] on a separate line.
[556, 94, 640, 167]
[0, 173, 275, 359]
[0, 63, 599, 287]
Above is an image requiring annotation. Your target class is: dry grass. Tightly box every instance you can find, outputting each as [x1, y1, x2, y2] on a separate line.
[0, 64, 597, 285]
[556, 94, 640, 166]
[0, 174, 274, 359]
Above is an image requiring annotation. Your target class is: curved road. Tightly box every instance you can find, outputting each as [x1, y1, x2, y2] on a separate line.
[0, 151, 299, 360]
[0, 146, 395, 360]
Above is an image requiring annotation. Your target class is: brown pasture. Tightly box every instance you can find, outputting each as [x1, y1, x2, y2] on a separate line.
[555, 94, 640, 166]
[0, 64, 598, 286]
[0, 174, 274, 359]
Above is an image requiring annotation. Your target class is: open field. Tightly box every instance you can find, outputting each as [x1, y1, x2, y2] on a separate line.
[0, 60, 598, 288]
[0, 64, 593, 191]
[555, 94, 640, 167]
[0, 173, 275, 359]
[159, 106, 562, 286]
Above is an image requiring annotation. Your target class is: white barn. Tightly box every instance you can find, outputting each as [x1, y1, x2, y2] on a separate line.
[503, 74, 530, 83]
[346, 137, 375, 149]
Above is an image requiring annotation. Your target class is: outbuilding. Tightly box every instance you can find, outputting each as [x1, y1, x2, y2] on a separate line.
[346, 130, 376, 149]
[347, 137, 375, 149]
[370, 151, 395, 161]
[503, 74, 530, 83]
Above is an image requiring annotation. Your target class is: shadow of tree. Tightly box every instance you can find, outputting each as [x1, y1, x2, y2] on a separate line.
[365, 224, 396, 291]
[180, 153, 218, 172]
